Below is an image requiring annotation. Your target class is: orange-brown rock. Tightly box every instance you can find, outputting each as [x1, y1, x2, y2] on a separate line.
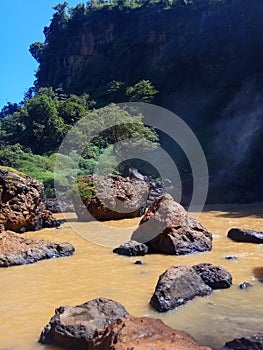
[91, 315, 211, 350]
[0, 167, 60, 232]
[0, 231, 74, 267]
[73, 174, 149, 221]
[131, 193, 212, 255]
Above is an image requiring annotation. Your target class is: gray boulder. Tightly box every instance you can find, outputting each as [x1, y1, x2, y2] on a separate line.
[150, 265, 212, 312]
[192, 263, 232, 289]
[113, 240, 148, 256]
[227, 228, 263, 243]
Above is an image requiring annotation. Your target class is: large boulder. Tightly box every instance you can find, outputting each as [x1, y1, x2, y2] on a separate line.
[150, 265, 212, 312]
[192, 263, 232, 289]
[73, 174, 149, 221]
[227, 228, 263, 243]
[0, 231, 74, 267]
[91, 314, 211, 350]
[39, 298, 128, 348]
[131, 193, 213, 255]
[0, 167, 60, 232]
[224, 335, 263, 349]
[113, 240, 148, 256]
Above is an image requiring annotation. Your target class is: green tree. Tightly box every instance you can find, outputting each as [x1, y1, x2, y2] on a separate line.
[126, 80, 158, 102]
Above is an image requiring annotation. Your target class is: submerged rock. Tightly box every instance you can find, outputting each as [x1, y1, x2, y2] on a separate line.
[91, 314, 211, 350]
[150, 265, 212, 312]
[193, 263, 232, 289]
[132, 193, 213, 255]
[73, 174, 149, 221]
[113, 240, 148, 256]
[39, 298, 128, 347]
[0, 231, 74, 267]
[239, 282, 253, 289]
[224, 334, 263, 349]
[0, 167, 60, 232]
[227, 228, 263, 243]
[253, 267, 263, 282]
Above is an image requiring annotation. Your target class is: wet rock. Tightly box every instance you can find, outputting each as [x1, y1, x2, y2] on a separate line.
[73, 174, 149, 221]
[0, 231, 74, 267]
[0, 167, 60, 232]
[225, 256, 238, 261]
[224, 334, 263, 349]
[227, 228, 263, 243]
[44, 196, 74, 213]
[239, 282, 253, 289]
[132, 193, 213, 255]
[192, 263, 232, 289]
[134, 260, 144, 265]
[253, 267, 263, 282]
[39, 298, 128, 348]
[150, 265, 212, 312]
[91, 314, 212, 350]
[113, 240, 148, 256]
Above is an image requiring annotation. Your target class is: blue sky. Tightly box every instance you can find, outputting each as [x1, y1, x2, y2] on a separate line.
[0, 1, 81, 110]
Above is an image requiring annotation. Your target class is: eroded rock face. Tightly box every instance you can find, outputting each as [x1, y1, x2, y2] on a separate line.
[193, 263, 232, 289]
[131, 194, 213, 255]
[0, 167, 60, 232]
[91, 315, 212, 350]
[224, 334, 263, 349]
[0, 231, 74, 267]
[73, 174, 149, 221]
[39, 298, 128, 348]
[150, 265, 212, 312]
[113, 240, 148, 256]
[227, 228, 263, 243]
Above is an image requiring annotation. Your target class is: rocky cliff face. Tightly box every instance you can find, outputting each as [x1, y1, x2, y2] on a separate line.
[35, 0, 263, 203]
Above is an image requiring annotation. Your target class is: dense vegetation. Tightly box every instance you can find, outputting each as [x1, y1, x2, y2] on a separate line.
[1, 0, 263, 202]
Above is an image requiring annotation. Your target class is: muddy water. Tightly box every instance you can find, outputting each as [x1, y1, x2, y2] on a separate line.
[0, 204, 262, 350]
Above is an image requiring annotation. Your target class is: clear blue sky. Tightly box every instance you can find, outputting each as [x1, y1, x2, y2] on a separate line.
[0, 1, 81, 110]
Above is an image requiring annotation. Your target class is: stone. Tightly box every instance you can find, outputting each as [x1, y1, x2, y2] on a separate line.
[91, 314, 212, 350]
[224, 334, 263, 349]
[39, 298, 128, 348]
[73, 174, 149, 221]
[134, 260, 144, 265]
[131, 193, 213, 255]
[239, 282, 253, 289]
[0, 231, 74, 267]
[150, 265, 212, 312]
[227, 228, 263, 243]
[0, 167, 60, 232]
[253, 267, 263, 282]
[225, 256, 238, 261]
[113, 240, 148, 256]
[192, 263, 232, 289]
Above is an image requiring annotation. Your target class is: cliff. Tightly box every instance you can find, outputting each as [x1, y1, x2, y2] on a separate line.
[32, 0, 263, 203]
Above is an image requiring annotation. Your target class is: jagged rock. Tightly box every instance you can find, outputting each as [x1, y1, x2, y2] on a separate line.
[113, 240, 148, 256]
[150, 265, 212, 312]
[73, 174, 149, 221]
[39, 298, 128, 348]
[192, 263, 232, 289]
[131, 193, 213, 255]
[239, 282, 253, 289]
[227, 228, 263, 243]
[0, 231, 74, 267]
[91, 314, 212, 350]
[224, 334, 263, 349]
[0, 167, 60, 232]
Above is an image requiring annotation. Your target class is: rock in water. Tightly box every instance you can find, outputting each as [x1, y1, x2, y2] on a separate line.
[39, 298, 128, 348]
[227, 228, 263, 243]
[132, 193, 213, 255]
[91, 315, 212, 350]
[150, 265, 212, 312]
[224, 335, 263, 349]
[0, 167, 60, 232]
[0, 231, 74, 267]
[73, 174, 149, 221]
[193, 263, 232, 289]
[113, 240, 148, 256]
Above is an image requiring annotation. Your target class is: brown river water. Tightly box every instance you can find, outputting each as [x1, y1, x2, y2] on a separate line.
[0, 204, 262, 350]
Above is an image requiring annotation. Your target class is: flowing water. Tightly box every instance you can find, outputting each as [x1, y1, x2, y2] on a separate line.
[0, 204, 262, 350]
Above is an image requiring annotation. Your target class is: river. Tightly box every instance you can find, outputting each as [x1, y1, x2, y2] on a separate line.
[0, 203, 262, 349]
